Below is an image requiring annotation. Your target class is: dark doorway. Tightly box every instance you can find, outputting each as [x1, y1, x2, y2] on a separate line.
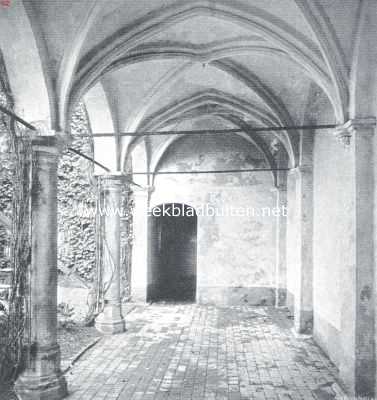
[148, 203, 197, 302]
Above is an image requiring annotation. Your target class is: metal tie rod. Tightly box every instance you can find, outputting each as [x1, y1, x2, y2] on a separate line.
[0, 104, 37, 131]
[0, 106, 337, 138]
[81, 124, 337, 138]
[131, 168, 291, 176]
[0, 105, 112, 175]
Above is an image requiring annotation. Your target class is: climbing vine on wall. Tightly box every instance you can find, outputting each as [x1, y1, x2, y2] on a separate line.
[57, 104, 134, 306]
[121, 190, 134, 301]
[0, 49, 32, 382]
[57, 103, 96, 283]
[0, 51, 14, 271]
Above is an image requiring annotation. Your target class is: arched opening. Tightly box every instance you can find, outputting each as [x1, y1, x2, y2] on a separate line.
[148, 203, 197, 302]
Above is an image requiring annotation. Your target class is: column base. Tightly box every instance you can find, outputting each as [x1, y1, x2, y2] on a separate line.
[15, 373, 67, 400]
[275, 288, 287, 307]
[95, 317, 125, 334]
[95, 306, 126, 334]
[294, 309, 313, 334]
[15, 344, 67, 400]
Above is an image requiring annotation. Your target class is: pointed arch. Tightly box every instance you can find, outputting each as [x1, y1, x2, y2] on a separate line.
[123, 89, 295, 170]
[68, 0, 338, 122]
[124, 90, 289, 185]
[149, 114, 277, 187]
[83, 40, 337, 117]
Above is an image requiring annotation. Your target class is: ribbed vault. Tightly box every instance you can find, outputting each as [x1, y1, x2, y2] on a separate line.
[7, 0, 358, 183]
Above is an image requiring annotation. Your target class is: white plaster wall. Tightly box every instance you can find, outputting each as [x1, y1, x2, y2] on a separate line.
[313, 130, 354, 367]
[149, 134, 279, 306]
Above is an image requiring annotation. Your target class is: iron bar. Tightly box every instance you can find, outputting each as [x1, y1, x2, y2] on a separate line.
[0, 104, 36, 131]
[131, 168, 291, 176]
[0, 107, 144, 188]
[0, 105, 337, 139]
[67, 147, 111, 173]
[0, 108, 112, 175]
[75, 124, 337, 138]
[67, 148, 143, 187]
[0, 107, 318, 180]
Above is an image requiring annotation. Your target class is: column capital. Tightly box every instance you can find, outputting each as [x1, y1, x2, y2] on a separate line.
[272, 184, 287, 193]
[30, 133, 71, 155]
[298, 165, 312, 174]
[334, 117, 376, 146]
[31, 120, 72, 146]
[96, 172, 130, 189]
[289, 165, 312, 176]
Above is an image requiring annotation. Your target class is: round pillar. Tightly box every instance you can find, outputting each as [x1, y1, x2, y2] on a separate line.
[95, 173, 126, 334]
[274, 185, 287, 307]
[15, 136, 67, 400]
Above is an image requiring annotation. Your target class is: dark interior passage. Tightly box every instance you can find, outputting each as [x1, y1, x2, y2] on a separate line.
[148, 203, 197, 302]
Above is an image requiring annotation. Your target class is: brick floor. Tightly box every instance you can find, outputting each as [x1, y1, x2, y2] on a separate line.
[66, 304, 347, 400]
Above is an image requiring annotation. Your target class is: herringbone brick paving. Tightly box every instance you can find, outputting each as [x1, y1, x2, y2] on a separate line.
[66, 304, 347, 400]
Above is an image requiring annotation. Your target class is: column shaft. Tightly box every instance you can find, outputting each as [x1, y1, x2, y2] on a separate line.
[286, 165, 313, 334]
[275, 187, 287, 307]
[15, 136, 67, 400]
[95, 174, 126, 334]
[294, 166, 313, 333]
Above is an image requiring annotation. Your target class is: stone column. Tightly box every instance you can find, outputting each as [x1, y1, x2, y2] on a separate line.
[274, 185, 287, 307]
[95, 173, 126, 334]
[293, 165, 313, 334]
[285, 128, 314, 334]
[335, 118, 376, 397]
[131, 187, 150, 302]
[15, 136, 67, 400]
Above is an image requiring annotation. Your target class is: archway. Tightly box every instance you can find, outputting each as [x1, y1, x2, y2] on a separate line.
[148, 203, 197, 302]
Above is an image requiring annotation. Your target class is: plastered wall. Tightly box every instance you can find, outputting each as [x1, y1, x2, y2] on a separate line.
[312, 130, 354, 368]
[149, 134, 281, 306]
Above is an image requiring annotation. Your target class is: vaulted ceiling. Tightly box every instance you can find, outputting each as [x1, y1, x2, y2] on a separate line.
[5, 0, 361, 179]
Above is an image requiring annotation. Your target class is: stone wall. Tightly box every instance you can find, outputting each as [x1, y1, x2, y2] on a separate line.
[150, 133, 280, 306]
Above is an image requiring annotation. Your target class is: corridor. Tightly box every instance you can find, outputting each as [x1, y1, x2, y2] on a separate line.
[2, 1, 377, 398]
[66, 304, 346, 400]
